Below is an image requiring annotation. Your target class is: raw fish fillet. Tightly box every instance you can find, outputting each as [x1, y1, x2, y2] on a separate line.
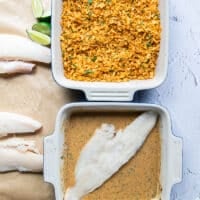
[0, 34, 51, 63]
[0, 112, 42, 137]
[65, 111, 158, 200]
[0, 138, 42, 172]
[0, 61, 35, 74]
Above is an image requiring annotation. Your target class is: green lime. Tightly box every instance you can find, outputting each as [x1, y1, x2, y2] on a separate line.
[27, 29, 51, 46]
[38, 16, 51, 23]
[32, 0, 44, 18]
[32, 22, 51, 36]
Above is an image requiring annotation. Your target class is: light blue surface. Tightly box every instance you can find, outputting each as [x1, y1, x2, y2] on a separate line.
[138, 0, 200, 199]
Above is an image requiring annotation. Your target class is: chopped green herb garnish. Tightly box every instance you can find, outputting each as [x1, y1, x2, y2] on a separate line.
[88, 0, 93, 5]
[91, 56, 97, 62]
[146, 41, 152, 48]
[154, 13, 160, 19]
[84, 69, 93, 75]
[69, 26, 74, 33]
[72, 63, 78, 68]
[145, 58, 150, 63]
[146, 33, 152, 40]
[140, 63, 145, 68]
[87, 11, 92, 20]
[140, 20, 144, 25]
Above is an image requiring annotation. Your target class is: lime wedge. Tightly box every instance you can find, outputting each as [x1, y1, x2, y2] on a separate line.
[38, 15, 51, 23]
[27, 29, 51, 46]
[32, 22, 51, 36]
[42, 10, 51, 18]
[32, 0, 44, 18]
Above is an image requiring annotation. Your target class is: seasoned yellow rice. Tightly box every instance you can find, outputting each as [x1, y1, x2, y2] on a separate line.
[61, 0, 161, 82]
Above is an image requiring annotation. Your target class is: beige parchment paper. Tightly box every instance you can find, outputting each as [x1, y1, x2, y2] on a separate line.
[0, 0, 75, 199]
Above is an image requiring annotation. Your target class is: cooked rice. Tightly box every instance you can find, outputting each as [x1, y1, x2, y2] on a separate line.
[61, 0, 161, 82]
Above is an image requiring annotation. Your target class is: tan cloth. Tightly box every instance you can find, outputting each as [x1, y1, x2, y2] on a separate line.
[0, 0, 74, 199]
[0, 173, 54, 200]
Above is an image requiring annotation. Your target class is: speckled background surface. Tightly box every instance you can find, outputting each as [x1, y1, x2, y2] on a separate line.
[137, 0, 200, 199]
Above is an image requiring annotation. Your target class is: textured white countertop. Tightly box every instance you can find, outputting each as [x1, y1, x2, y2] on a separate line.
[138, 0, 200, 199]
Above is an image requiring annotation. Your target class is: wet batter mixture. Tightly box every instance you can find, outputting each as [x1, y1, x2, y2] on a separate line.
[62, 112, 161, 200]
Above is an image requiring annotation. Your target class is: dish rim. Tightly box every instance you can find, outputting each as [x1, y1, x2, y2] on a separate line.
[43, 102, 182, 200]
[51, 0, 169, 101]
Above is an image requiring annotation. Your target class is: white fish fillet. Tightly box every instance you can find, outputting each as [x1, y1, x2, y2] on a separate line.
[64, 111, 158, 200]
[0, 61, 35, 74]
[0, 138, 43, 172]
[0, 34, 51, 63]
[0, 112, 42, 137]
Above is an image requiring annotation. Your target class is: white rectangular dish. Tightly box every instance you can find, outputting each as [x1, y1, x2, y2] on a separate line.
[51, 0, 168, 101]
[44, 102, 182, 200]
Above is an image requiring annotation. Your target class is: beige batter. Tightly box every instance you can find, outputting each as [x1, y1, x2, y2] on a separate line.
[63, 112, 161, 200]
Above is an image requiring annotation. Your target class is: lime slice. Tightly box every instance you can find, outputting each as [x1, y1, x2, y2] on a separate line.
[32, 0, 44, 18]
[32, 22, 51, 36]
[27, 29, 51, 46]
[38, 15, 51, 23]
[42, 10, 51, 18]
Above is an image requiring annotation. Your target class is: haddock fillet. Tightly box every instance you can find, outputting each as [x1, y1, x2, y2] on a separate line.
[64, 111, 157, 200]
[0, 34, 51, 63]
[0, 138, 43, 172]
[0, 61, 35, 74]
[0, 112, 42, 137]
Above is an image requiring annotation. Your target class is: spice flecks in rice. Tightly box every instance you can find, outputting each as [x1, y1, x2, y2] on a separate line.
[61, 0, 161, 82]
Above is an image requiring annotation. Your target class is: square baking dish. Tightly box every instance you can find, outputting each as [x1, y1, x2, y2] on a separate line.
[51, 0, 169, 101]
[44, 102, 182, 200]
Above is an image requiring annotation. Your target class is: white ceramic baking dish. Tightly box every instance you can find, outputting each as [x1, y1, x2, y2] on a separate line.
[51, 0, 168, 101]
[44, 102, 182, 200]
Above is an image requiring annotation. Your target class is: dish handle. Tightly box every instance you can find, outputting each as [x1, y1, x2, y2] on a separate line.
[44, 134, 57, 184]
[170, 135, 183, 185]
[84, 89, 136, 101]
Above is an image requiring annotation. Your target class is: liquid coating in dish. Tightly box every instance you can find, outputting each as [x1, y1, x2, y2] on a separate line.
[63, 112, 161, 200]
